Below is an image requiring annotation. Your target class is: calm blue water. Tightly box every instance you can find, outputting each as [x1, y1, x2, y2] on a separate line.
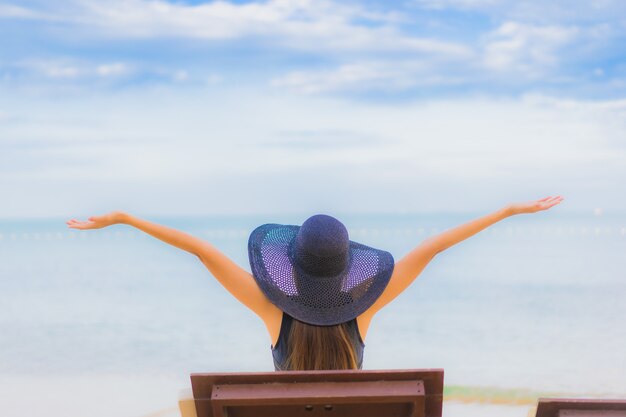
[1, 211, 625, 396]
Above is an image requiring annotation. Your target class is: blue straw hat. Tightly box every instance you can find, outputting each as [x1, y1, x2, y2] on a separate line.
[248, 214, 394, 326]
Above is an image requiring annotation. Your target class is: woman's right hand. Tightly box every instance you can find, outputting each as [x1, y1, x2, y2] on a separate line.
[66, 211, 127, 230]
[507, 196, 564, 215]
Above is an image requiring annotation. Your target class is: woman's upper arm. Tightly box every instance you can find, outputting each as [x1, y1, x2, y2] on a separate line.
[195, 241, 279, 322]
[360, 239, 438, 321]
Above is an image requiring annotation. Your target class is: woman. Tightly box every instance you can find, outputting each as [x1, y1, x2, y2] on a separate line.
[66, 195, 563, 371]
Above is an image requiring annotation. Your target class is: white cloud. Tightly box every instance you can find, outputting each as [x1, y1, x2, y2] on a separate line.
[413, 0, 626, 23]
[39, 62, 82, 79]
[415, 0, 499, 10]
[271, 60, 467, 94]
[16, 59, 132, 80]
[206, 74, 222, 85]
[0, 0, 470, 56]
[522, 93, 626, 127]
[74, 0, 410, 43]
[6, 0, 613, 95]
[96, 63, 129, 77]
[2, 86, 626, 216]
[482, 21, 579, 77]
[0, 3, 49, 20]
[171, 70, 188, 82]
[271, 62, 404, 94]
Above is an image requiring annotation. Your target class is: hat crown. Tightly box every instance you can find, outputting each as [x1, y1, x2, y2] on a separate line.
[294, 214, 349, 277]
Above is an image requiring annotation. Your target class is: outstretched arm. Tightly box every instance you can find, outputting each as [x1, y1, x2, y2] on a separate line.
[425, 195, 564, 255]
[421, 205, 512, 255]
[360, 196, 564, 321]
[67, 211, 216, 257]
[66, 211, 279, 322]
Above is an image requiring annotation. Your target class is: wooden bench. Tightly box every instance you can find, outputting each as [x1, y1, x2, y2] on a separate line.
[180, 369, 443, 417]
[536, 398, 626, 417]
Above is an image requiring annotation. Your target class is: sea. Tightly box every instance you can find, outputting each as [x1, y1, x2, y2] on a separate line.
[1, 211, 625, 417]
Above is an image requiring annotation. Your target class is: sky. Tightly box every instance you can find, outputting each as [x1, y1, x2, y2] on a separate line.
[1, 0, 625, 218]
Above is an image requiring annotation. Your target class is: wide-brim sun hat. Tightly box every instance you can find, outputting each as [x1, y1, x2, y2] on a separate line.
[248, 214, 394, 326]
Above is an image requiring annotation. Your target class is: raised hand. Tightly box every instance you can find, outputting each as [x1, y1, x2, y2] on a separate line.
[507, 196, 564, 215]
[66, 211, 126, 230]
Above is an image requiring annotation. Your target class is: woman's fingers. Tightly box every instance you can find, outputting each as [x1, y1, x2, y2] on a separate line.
[66, 218, 95, 229]
[538, 196, 561, 204]
[538, 196, 561, 203]
[540, 196, 564, 209]
[510, 196, 564, 214]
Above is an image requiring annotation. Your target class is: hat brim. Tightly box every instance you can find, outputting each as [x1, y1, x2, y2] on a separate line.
[248, 223, 394, 326]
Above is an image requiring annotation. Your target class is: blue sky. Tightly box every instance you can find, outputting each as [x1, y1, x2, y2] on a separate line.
[1, 0, 625, 218]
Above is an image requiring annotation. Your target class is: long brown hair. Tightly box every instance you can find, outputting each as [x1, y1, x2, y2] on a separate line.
[284, 317, 358, 370]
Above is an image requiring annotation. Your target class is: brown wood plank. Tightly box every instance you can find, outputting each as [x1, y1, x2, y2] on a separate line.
[200, 400, 419, 417]
[191, 369, 443, 417]
[559, 411, 626, 417]
[211, 379, 423, 403]
[537, 398, 626, 417]
[210, 380, 424, 417]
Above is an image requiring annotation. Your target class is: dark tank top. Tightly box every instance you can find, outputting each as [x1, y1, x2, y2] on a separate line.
[271, 312, 365, 371]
